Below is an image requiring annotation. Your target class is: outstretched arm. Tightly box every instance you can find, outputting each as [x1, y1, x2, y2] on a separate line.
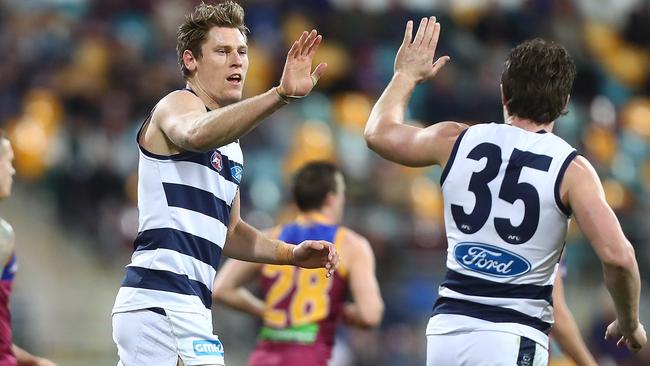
[551, 274, 598, 366]
[222, 192, 338, 276]
[13, 345, 57, 366]
[213, 259, 265, 318]
[364, 17, 467, 167]
[564, 155, 646, 352]
[156, 30, 327, 152]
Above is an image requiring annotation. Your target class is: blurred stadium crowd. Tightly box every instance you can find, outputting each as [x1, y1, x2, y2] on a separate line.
[1, 0, 650, 365]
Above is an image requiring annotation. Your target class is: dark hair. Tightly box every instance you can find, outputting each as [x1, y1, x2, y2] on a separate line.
[292, 161, 340, 212]
[177, 1, 248, 79]
[501, 39, 576, 124]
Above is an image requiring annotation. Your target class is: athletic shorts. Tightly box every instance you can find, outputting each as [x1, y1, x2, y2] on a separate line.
[426, 330, 548, 366]
[112, 308, 225, 366]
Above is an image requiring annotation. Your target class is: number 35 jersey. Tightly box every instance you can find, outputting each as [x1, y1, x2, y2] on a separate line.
[430, 123, 577, 347]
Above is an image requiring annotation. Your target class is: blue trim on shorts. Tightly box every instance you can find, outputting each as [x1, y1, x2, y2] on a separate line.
[517, 336, 537, 366]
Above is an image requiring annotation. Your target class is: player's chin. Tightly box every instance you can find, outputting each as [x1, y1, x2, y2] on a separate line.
[220, 90, 243, 105]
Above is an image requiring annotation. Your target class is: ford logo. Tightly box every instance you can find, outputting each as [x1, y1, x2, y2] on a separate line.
[454, 242, 531, 277]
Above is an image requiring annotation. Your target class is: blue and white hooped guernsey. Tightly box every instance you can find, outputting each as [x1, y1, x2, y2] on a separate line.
[112, 102, 243, 317]
[429, 123, 577, 348]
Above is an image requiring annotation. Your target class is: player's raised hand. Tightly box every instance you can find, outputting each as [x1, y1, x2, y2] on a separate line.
[394, 17, 449, 84]
[605, 319, 647, 353]
[292, 240, 339, 277]
[278, 30, 327, 99]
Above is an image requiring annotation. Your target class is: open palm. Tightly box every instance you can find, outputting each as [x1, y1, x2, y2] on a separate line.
[394, 17, 449, 84]
[278, 30, 327, 98]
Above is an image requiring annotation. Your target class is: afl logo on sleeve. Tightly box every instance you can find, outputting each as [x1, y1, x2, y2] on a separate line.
[210, 151, 223, 171]
[454, 242, 531, 277]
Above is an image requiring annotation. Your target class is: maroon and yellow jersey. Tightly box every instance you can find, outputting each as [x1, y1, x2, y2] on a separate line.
[0, 253, 17, 366]
[251, 216, 348, 366]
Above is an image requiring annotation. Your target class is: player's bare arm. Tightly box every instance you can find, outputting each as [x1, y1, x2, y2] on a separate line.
[340, 229, 384, 328]
[551, 274, 598, 366]
[212, 258, 265, 318]
[13, 345, 57, 366]
[562, 155, 646, 352]
[222, 192, 339, 277]
[364, 17, 467, 167]
[0, 219, 15, 267]
[145, 29, 327, 154]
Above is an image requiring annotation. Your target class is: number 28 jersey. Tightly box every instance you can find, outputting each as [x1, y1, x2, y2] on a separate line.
[258, 218, 348, 353]
[430, 123, 577, 347]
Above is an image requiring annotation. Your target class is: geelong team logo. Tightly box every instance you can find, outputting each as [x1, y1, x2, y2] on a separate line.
[454, 242, 531, 277]
[193, 340, 224, 356]
[211, 151, 223, 171]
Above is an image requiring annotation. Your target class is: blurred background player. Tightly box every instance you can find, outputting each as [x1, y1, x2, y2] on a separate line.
[0, 131, 57, 366]
[213, 161, 384, 366]
[364, 17, 646, 365]
[111, 2, 336, 366]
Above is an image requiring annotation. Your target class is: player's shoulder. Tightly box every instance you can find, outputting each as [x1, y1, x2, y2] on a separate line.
[565, 154, 598, 183]
[338, 227, 373, 255]
[153, 89, 205, 118]
[0, 218, 15, 263]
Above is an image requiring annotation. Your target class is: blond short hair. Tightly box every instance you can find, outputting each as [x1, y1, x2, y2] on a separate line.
[177, 1, 248, 79]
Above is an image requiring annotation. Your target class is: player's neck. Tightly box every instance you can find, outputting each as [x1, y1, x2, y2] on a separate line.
[185, 80, 221, 111]
[506, 115, 554, 134]
[299, 210, 338, 225]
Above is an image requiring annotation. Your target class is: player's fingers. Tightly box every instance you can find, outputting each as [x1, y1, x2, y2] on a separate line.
[287, 40, 299, 58]
[605, 321, 622, 341]
[402, 20, 413, 46]
[423, 16, 436, 50]
[429, 21, 442, 52]
[306, 34, 322, 57]
[627, 339, 643, 353]
[413, 17, 428, 47]
[301, 30, 317, 56]
[617, 336, 625, 348]
[293, 31, 308, 56]
[311, 62, 327, 83]
[431, 56, 450, 76]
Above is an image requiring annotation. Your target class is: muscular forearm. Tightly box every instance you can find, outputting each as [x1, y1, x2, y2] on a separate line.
[603, 255, 641, 333]
[183, 88, 285, 151]
[223, 220, 294, 265]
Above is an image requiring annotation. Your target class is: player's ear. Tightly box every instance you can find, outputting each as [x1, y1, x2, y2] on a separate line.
[183, 50, 198, 74]
[500, 83, 512, 117]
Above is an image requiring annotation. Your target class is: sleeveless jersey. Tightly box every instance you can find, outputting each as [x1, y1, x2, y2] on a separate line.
[113, 100, 243, 316]
[253, 218, 348, 364]
[430, 123, 577, 347]
[0, 253, 17, 366]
